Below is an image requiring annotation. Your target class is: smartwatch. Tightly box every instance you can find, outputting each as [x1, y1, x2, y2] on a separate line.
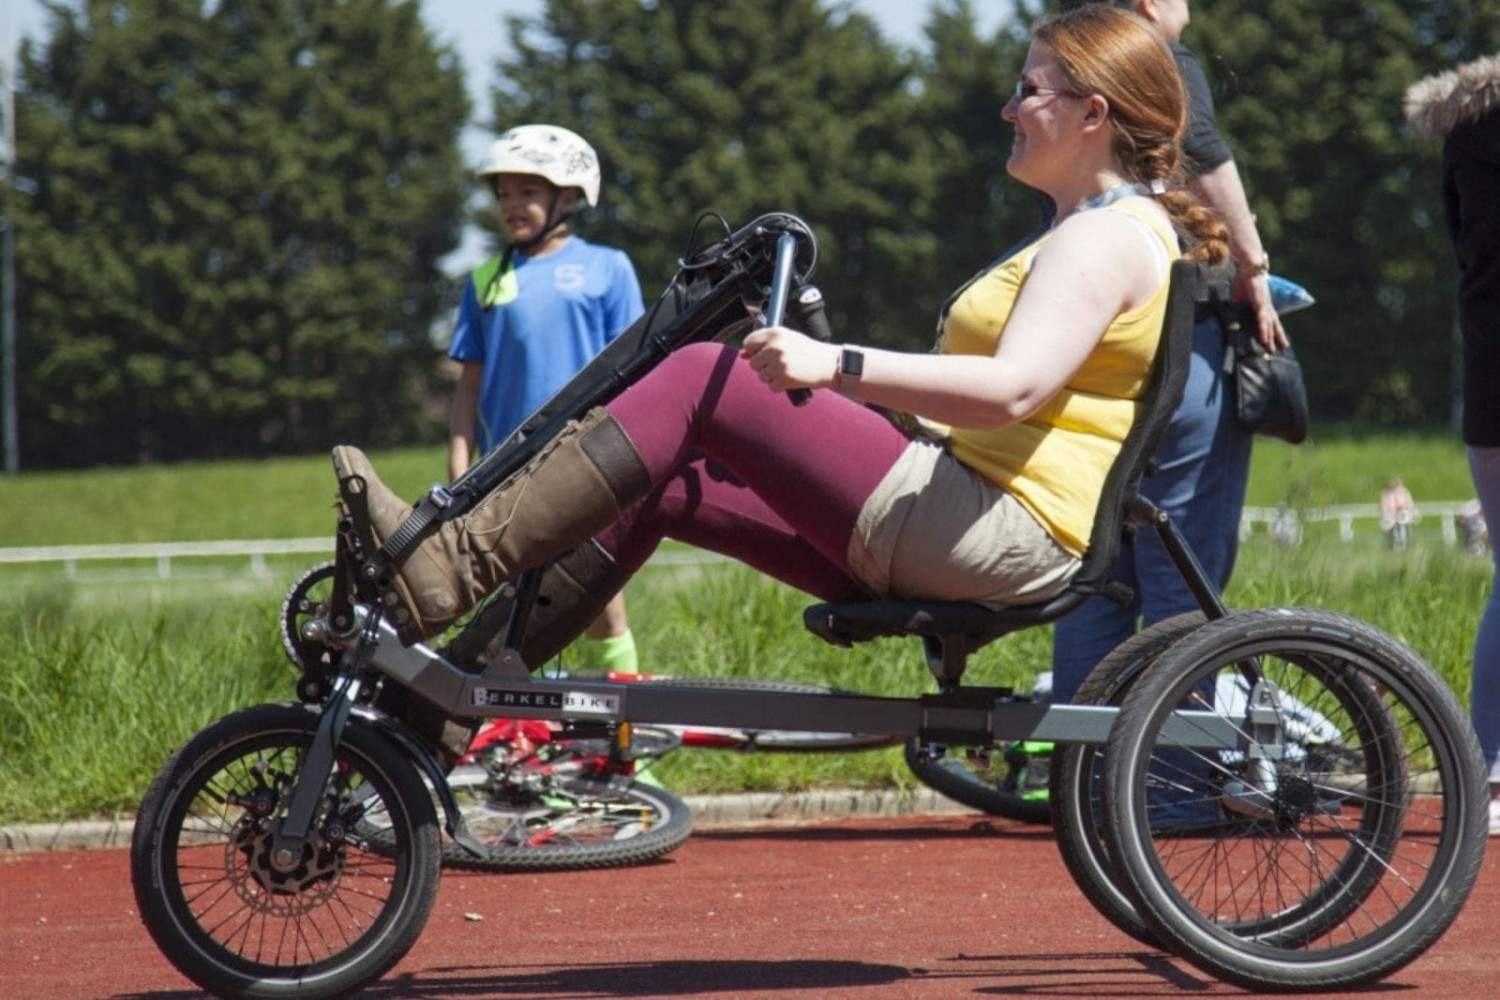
[836, 348, 865, 397]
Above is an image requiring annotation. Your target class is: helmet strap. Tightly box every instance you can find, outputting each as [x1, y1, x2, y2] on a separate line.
[484, 189, 582, 307]
[511, 189, 578, 255]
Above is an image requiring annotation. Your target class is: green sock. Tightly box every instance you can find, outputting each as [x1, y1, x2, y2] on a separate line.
[586, 630, 638, 675]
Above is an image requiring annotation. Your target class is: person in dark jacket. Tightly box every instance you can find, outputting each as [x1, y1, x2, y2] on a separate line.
[1406, 55, 1500, 834]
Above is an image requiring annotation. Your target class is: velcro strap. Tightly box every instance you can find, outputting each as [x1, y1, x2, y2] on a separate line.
[380, 484, 453, 560]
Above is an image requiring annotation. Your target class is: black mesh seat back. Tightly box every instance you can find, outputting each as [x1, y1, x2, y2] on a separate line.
[1066, 257, 1205, 596]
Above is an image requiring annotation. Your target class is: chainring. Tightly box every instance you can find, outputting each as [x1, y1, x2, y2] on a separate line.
[280, 560, 341, 699]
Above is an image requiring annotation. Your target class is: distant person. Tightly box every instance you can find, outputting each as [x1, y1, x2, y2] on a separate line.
[1406, 53, 1500, 834]
[1457, 500, 1489, 556]
[1051, 0, 1287, 706]
[1269, 502, 1302, 547]
[1379, 477, 1418, 550]
[448, 124, 646, 677]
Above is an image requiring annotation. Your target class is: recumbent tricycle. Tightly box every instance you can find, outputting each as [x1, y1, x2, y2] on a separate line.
[129, 212, 1488, 998]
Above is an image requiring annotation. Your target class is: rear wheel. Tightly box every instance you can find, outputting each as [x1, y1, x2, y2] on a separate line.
[1104, 608, 1487, 991]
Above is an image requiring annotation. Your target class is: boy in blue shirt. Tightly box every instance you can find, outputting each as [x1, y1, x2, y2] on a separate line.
[448, 124, 645, 674]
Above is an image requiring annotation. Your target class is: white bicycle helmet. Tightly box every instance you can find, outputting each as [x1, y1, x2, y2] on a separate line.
[477, 124, 601, 207]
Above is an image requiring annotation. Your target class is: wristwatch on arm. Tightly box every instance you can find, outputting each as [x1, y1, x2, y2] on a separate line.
[836, 348, 864, 397]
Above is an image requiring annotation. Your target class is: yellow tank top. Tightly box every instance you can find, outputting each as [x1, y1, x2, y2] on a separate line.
[938, 200, 1178, 556]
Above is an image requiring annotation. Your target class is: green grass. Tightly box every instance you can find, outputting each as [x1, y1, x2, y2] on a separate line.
[1245, 425, 1473, 509]
[0, 445, 446, 545]
[0, 583, 291, 823]
[0, 426, 1490, 824]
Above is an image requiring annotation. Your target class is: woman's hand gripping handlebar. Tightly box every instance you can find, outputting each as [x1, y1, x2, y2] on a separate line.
[743, 231, 835, 405]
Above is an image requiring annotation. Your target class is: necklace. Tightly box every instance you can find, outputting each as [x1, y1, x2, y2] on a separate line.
[1061, 179, 1170, 223]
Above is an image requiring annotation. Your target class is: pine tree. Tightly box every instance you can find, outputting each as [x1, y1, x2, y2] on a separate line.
[491, 0, 937, 347]
[12, 0, 470, 466]
[1186, 0, 1500, 424]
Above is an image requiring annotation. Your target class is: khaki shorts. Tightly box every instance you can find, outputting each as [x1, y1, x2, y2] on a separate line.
[847, 439, 1080, 607]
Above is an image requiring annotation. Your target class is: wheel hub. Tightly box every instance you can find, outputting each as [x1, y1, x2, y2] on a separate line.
[1272, 773, 1322, 830]
[231, 821, 345, 914]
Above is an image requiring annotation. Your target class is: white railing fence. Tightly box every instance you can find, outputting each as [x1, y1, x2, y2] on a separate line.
[0, 538, 333, 579]
[0, 502, 1485, 582]
[1240, 501, 1482, 546]
[0, 538, 722, 581]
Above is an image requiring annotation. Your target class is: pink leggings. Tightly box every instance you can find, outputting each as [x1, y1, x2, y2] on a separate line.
[600, 343, 912, 602]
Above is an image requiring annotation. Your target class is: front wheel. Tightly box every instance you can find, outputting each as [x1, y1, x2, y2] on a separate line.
[131, 703, 441, 1000]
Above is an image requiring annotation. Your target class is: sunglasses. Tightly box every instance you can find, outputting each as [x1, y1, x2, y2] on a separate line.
[1013, 79, 1082, 101]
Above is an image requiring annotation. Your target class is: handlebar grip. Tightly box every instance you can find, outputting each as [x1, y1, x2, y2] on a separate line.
[788, 283, 832, 343]
[785, 284, 828, 407]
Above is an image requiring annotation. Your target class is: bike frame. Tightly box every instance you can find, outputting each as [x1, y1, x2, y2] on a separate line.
[358, 616, 1234, 750]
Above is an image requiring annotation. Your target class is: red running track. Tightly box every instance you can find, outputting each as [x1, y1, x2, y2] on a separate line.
[3, 813, 1496, 999]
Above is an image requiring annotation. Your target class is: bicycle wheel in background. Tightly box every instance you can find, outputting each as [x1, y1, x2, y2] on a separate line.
[902, 736, 1053, 824]
[1103, 608, 1487, 992]
[439, 748, 693, 873]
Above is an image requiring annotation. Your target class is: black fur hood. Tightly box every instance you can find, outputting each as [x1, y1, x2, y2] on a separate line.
[1404, 54, 1500, 141]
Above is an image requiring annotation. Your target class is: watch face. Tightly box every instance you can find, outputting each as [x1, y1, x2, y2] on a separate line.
[841, 349, 864, 376]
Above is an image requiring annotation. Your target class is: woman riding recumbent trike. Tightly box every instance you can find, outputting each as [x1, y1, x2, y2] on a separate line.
[129, 209, 1488, 1000]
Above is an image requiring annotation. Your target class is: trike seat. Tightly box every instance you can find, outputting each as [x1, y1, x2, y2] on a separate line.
[805, 257, 1207, 679]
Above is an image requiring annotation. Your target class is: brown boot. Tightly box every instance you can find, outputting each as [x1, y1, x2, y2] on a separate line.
[332, 408, 650, 644]
[445, 540, 634, 673]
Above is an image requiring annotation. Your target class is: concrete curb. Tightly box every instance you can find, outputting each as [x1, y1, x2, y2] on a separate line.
[0, 789, 974, 853]
[1, 815, 137, 852]
[683, 788, 973, 828]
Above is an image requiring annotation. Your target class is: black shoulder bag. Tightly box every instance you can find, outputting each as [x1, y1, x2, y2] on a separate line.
[1218, 301, 1309, 444]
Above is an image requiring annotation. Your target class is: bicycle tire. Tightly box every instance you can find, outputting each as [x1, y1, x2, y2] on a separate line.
[1051, 611, 1208, 948]
[131, 702, 441, 1000]
[1106, 616, 1404, 951]
[438, 760, 693, 873]
[1103, 608, 1488, 992]
[902, 737, 1053, 824]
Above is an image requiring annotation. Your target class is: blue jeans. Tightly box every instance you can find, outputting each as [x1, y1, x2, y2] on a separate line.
[1051, 314, 1253, 704]
[1467, 446, 1500, 785]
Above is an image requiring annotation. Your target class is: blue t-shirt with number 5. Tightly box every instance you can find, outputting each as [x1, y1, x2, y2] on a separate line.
[448, 238, 644, 453]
